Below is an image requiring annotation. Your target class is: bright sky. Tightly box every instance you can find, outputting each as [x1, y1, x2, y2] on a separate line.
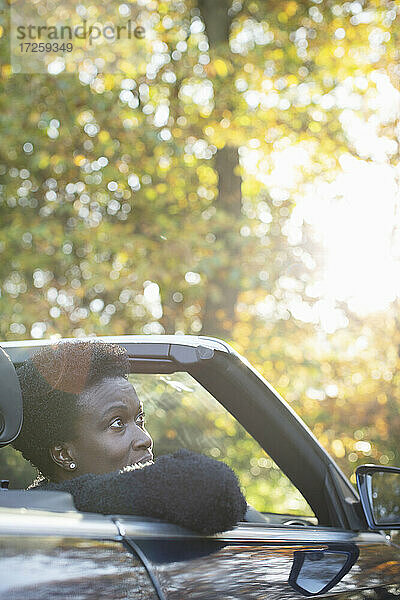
[242, 72, 400, 328]
[301, 156, 399, 316]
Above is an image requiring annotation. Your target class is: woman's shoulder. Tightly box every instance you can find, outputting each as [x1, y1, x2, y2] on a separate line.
[27, 471, 98, 495]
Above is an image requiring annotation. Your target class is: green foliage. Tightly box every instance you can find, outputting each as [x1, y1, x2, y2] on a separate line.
[131, 373, 313, 515]
[0, 0, 399, 511]
[0, 446, 36, 489]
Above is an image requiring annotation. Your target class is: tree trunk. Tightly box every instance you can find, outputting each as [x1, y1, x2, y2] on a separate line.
[197, 0, 243, 340]
[201, 145, 242, 337]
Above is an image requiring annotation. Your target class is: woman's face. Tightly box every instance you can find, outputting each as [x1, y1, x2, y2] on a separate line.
[62, 377, 153, 476]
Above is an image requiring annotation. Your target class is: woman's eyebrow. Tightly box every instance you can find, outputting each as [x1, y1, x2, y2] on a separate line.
[101, 398, 142, 420]
[101, 402, 130, 420]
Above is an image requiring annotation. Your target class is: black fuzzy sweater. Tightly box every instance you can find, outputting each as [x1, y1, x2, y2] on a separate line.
[31, 450, 247, 535]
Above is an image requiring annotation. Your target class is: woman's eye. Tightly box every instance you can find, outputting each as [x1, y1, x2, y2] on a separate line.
[110, 418, 125, 429]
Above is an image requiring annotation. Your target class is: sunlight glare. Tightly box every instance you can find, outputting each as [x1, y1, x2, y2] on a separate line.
[303, 156, 399, 315]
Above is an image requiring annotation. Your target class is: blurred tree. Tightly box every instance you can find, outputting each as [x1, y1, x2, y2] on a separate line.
[2, 0, 395, 341]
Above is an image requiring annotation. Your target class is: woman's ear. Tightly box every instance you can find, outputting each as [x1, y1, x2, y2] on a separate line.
[49, 444, 78, 474]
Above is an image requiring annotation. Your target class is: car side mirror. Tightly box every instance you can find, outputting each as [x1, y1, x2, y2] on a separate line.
[356, 464, 400, 530]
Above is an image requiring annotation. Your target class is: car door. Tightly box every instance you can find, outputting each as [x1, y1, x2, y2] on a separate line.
[0, 498, 159, 600]
[116, 517, 400, 599]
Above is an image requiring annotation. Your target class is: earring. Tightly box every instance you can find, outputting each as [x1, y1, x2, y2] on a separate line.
[69, 462, 77, 470]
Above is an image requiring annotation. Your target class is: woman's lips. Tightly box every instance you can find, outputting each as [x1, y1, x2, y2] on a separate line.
[132, 451, 153, 465]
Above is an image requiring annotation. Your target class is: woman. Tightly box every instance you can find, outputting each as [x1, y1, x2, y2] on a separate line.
[11, 340, 247, 534]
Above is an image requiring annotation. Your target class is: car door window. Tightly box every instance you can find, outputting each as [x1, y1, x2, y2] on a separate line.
[130, 372, 314, 518]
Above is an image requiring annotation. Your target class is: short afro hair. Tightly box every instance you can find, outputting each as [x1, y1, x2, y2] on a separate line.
[12, 341, 129, 479]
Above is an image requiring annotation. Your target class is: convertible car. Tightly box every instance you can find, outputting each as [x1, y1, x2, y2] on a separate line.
[0, 335, 400, 599]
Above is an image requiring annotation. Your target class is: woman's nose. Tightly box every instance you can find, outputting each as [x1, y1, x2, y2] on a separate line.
[132, 426, 153, 451]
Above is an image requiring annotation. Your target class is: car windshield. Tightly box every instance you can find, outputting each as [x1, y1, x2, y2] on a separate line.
[130, 372, 314, 517]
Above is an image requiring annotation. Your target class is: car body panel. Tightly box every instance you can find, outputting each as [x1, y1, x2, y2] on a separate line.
[117, 518, 400, 597]
[0, 535, 158, 600]
[128, 538, 400, 599]
[2, 506, 400, 598]
[0, 506, 119, 538]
